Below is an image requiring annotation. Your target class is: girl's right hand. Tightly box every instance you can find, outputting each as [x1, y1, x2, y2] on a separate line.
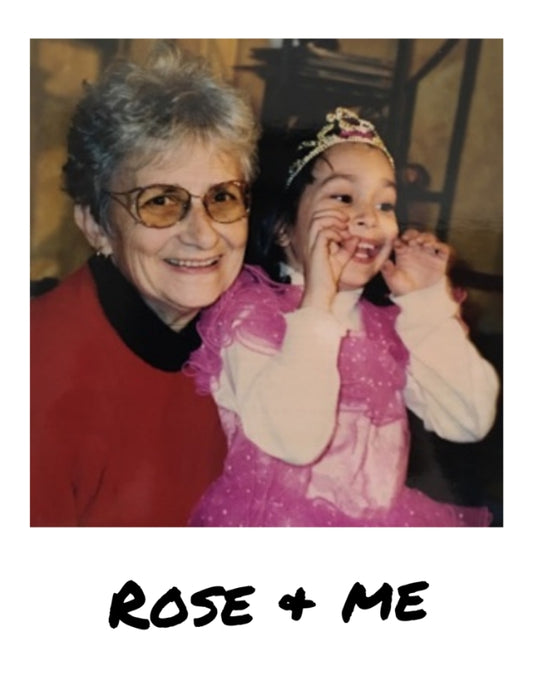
[300, 209, 357, 311]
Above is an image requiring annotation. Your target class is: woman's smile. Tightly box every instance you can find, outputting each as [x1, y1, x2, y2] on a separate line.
[163, 255, 223, 270]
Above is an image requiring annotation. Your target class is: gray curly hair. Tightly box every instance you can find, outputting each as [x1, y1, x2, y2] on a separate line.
[63, 42, 259, 231]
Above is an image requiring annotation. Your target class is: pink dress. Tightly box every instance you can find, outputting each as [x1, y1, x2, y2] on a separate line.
[186, 266, 491, 527]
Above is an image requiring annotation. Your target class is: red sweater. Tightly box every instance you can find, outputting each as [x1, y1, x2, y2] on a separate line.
[31, 258, 225, 526]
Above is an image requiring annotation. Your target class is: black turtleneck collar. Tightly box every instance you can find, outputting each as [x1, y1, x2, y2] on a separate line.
[88, 254, 202, 372]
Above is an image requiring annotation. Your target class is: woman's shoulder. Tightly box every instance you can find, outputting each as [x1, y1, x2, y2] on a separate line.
[31, 263, 105, 392]
[31, 263, 95, 329]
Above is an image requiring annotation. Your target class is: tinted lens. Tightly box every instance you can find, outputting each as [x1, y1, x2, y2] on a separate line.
[205, 182, 249, 223]
[136, 185, 190, 228]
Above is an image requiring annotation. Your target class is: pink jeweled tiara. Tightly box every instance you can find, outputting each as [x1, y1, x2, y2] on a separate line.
[286, 106, 394, 187]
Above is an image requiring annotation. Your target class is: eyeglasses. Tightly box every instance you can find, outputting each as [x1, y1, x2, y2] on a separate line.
[105, 180, 250, 228]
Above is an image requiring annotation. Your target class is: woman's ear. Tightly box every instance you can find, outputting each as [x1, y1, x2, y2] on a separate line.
[74, 205, 113, 257]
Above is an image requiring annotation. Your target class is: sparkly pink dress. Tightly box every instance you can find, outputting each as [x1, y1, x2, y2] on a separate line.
[187, 266, 491, 527]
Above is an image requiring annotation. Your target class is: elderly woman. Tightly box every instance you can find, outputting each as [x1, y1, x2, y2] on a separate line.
[31, 44, 259, 526]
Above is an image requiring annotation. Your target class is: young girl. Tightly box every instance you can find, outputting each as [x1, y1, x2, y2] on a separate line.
[186, 107, 499, 527]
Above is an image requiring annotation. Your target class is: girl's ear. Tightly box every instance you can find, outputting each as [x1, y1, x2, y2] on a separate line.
[74, 205, 113, 257]
[275, 222, 291, 248]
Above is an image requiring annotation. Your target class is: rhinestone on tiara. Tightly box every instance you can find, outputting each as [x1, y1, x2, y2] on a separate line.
[286, 107, 394, 187]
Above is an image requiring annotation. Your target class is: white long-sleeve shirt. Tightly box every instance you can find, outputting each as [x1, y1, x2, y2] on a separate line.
[212, 268, 499, 466]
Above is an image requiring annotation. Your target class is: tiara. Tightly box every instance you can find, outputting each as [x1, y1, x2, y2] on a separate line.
[286, 107, 394, 187]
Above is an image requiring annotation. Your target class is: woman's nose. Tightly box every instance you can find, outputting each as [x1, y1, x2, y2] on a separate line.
[179, 200, 219, 249]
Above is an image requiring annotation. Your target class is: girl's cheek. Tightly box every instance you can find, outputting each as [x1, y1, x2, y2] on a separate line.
[324, 199, 348, 213]
[314, 194, 337, 209]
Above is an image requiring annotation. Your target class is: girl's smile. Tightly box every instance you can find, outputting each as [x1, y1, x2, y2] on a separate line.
[341, 237, 386, 263]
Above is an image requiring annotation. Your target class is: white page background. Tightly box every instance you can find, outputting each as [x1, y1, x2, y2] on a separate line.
[3, 4, 528, 684]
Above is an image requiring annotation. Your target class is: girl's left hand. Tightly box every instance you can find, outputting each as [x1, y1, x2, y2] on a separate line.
[381, 228, 451, 296]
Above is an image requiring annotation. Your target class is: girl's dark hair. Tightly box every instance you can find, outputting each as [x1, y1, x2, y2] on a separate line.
[247, 149, 314, 281]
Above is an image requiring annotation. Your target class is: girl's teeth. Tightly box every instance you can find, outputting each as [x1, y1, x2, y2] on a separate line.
[356, 242, 378, 257]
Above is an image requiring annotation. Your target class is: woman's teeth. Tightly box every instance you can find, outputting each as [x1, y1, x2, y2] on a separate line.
[165, 257, 220, 268]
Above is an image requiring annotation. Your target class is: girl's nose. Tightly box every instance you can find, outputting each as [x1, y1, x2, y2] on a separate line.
[349, 203, 377, 232]
[179, 200, 219, 249]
